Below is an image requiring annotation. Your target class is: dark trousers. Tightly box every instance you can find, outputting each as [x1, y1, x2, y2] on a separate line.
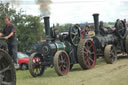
[8, 42, 17, 64]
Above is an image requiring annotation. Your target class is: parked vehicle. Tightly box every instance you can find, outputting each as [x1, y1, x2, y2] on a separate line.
[17, 52, 29, 70]
[28, 17, 90, 77]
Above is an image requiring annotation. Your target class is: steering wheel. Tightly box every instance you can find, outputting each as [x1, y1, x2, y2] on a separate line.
[115, 20, 127, 39]
[69, 24, 81, 46]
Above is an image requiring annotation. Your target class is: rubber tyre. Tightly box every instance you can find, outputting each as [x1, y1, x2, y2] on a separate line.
[54, 50, 70, 76]
[29, 52, 45, 77]
[104, 45, 117, 64]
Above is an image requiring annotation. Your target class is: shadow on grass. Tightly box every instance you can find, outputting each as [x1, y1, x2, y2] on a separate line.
[118, 55, 128, 60]
[41, 68, 58, 78]
[17, 57, 111, 80]
[28, 65, 84, 78]
[70, 64, 82, 72]
[16, 68, 59, 80]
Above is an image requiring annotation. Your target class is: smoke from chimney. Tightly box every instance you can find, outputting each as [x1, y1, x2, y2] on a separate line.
[36, 0, 51, 16]
[3, 0, 51, 16]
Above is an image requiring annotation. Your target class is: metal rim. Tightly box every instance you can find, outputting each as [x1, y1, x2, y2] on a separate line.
[115, 20, 127, 39]
[104, 45, 117, 64]
[83, 40, 96, 68]
[77, 39, 96, 69]
[0, 49, 16, 85]
[54, 50, 70, 76]
[29, 53, 45, 77]
[110, 46, 117, 63]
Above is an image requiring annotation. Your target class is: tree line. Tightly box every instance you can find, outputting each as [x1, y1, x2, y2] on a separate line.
[0, 3, 73, 52]
[0, 3, 44, 52]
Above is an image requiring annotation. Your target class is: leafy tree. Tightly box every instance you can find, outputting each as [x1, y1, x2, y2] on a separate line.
[0, 2, 44, 52]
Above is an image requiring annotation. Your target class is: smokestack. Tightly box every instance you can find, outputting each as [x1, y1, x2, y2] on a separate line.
[93, 13, 99, 35]
[44, 17, 50, 37]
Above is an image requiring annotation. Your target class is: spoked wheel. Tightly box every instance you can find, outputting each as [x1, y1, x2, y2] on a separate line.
[29, 52, 45, 77]
[104, 45, 117, 64]
[69, 24, 81, 47]
[54, 50, 70, 76]
[77, 39, 96, 69]
[0, 49, 16, 85]
[115, 20, 127, 39]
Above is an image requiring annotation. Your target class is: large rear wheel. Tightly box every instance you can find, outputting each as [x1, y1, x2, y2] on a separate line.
[77, 39, 96, 69]
[0, 49, 16, 85]
[29, 52, 45, 77]
[54, 50, 70, 76]
[115, 20, 127, 39]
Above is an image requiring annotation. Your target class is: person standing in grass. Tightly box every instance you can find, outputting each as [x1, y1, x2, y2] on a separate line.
[0, 17, 18, 68]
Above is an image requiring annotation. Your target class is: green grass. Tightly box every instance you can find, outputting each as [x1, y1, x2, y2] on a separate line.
[17, 64, 83, 85]
[17, 58, 105, 85]
[17, 58, 128, 85]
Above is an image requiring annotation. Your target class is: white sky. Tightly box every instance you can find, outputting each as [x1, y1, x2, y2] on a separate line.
[1, 0, 128, 25]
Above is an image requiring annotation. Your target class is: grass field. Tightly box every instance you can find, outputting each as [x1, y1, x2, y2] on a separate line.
[17, 57, 128, 85]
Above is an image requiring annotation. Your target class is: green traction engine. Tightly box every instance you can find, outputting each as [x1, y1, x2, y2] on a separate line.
[28, 16, 94, 77]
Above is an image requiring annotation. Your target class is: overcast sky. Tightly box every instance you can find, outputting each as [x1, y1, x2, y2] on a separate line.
[1, 0, 128, 25]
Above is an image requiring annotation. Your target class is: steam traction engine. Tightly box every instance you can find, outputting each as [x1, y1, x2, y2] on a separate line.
[77, 13, 128, 67]
[28, 17, 94, 77]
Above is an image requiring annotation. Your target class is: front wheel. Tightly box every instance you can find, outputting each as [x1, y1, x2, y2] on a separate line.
[54, 50, 70, 76]
[29, 52, 45, 77]
[104, 45, 117, 64]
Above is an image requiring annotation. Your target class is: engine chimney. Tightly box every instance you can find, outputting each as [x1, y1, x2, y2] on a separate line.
[44, 17, 50, 37]
[93, 13, 99, 35]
